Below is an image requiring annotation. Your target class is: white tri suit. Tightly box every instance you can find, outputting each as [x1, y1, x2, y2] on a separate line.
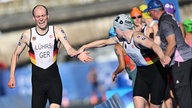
[28, 26, 62, 108]
[122, 35, 167, 105]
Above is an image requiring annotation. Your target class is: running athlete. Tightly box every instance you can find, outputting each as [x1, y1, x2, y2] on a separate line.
[183, 19, 192, 47]
[112, 43, 137, 87]
[109, 27, 137, 88]
[148, 0, 192, 108]
[140, 3, 174, 108]
[7, 5, 93, 108]
[78, 14, 171, 108]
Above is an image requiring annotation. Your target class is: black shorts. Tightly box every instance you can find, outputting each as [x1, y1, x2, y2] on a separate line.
[31, 63, 62, 108]
[164, 68, 173, 100]
[164, 83, 171, 100]
[133, 61, 167, 105]
[171, 59, 192, 108]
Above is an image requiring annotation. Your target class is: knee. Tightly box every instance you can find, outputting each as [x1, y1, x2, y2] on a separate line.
[50, 103, 60, 108]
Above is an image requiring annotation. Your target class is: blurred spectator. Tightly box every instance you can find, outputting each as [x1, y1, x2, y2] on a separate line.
[183, 19, 192, 47]
[87, 66, 105, 105]
[0, 62, 6, 70]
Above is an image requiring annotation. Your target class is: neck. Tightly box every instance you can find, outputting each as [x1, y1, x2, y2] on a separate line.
[123, 30, 134, 42]
[145, 18, 153, 25]
[36, 26, 48, 35]
[134, 24, 143, 31]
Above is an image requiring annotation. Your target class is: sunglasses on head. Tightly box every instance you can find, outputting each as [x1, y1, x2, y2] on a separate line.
[132, 15, 142, 19]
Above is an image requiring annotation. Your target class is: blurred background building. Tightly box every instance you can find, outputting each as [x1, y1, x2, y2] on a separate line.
[0, 0, 192, 108]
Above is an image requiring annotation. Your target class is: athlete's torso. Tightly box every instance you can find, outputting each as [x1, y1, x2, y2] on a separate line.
[122, 35, 159, 66]
[28, 26, 59, 69]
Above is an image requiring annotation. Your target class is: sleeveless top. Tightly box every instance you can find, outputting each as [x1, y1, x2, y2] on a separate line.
[122, 35, 159, 66]
[141, 25, 147, 35]
[28, 26, 59, 69]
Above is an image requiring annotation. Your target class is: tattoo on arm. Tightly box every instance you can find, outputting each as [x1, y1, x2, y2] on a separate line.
[18, 42, 21, 46]
[137, 35, 146, 41]
[115, 48, 121, 58]
[61, 29, 67, 40]
[18, 35, 24, 46]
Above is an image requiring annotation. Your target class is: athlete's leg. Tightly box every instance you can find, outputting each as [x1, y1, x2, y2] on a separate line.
[146, 94, 150, 108]
[162, 98, 173, 108]
[48, 78, 62, 108]
[50, 103, 60, 108]
[162, 84, 173, 108]
[133, 96, 148, 108]
[150, 103, 161, 108]
[133, 66, 150, 108]
[32, 85, 47, 108]
[150, 61, 166, 108]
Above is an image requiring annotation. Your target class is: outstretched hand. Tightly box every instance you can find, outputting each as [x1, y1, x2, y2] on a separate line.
[77, 51, 94, 63]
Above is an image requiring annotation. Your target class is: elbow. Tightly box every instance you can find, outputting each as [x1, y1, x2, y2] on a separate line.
[119, 64, 126, 71]
[11, 53, 19, 63]
[173, 41, 176, 47]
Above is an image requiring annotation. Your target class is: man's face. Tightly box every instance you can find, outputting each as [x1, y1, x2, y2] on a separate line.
[33, 6, 49, 30]
[115, 28, 124, 38]
[149, 10, 157, 20]
[131, 14, 142, 26]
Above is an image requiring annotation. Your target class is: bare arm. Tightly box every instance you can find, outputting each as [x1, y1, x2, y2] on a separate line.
[147, 25, 161, 45]
[55, 26, 93, 62]
[78, 37, 118, 53]
[8, 30, 30, 88]
[164, 34, 176, 57]
[112, 44, 126, 83]
[152, 22, 158, 36]
[55, 26, 78, 57]
[154, 36, 161, 46]
[134, 34, 164, 58]
[133, 32, 170, 66]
